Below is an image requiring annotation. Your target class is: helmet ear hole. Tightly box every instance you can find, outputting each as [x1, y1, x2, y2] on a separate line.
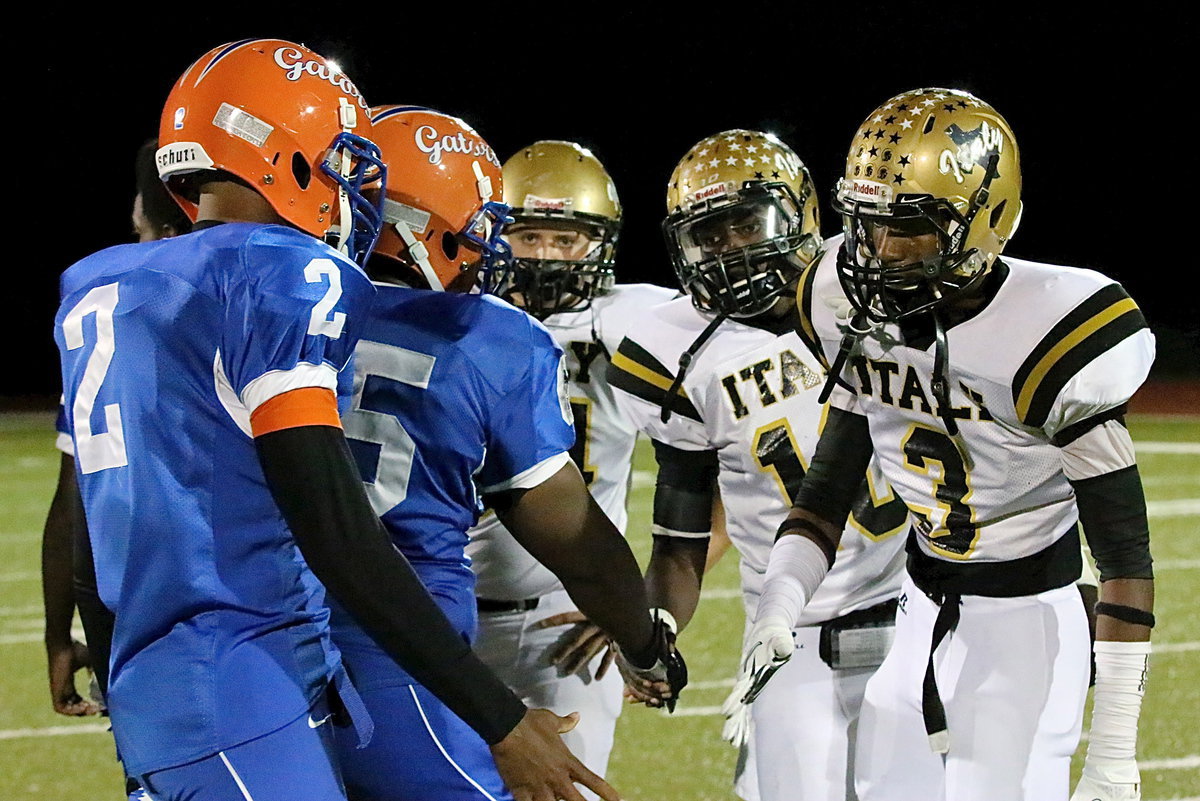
[291, 152, 312, 190]
[441, 231, 459, 261]
[989, 199, 1007, 228]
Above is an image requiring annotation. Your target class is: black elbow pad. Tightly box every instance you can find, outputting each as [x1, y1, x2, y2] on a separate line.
[1071, 465, 1153, 581]
[793, 407, 872, 526]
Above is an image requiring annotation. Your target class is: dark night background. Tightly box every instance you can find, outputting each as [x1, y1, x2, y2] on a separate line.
[8, 9, 1194, 404]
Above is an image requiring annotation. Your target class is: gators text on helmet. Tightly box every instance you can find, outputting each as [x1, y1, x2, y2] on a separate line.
[156, 39, 387, 266]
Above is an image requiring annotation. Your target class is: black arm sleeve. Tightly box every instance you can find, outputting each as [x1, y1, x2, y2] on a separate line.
[256, 425, 526, 744]
[652, 440, 719, 535]
[1071, 464, 1153, 581]
[793, 407, 873, 526]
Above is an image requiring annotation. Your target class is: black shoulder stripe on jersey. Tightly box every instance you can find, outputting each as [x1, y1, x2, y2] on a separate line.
[1012, 283, 1147, 428]
[607, 339, 703, 423]
[794, 262, 829, 371]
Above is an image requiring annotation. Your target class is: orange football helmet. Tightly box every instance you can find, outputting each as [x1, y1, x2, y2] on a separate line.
[156, 39, 386, 264]
[367, 105, 511, 292]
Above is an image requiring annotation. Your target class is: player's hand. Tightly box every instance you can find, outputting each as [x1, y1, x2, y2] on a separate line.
[1070, 760, 1141, 801]
[533, 611, 616, 680]
[490, 707, 619, 801]
[739, 615, 794, 705]
[719, 636, 760, 749]
[615, 614, 688, 712]
[46, 638, 101, 716]
[720, 686, 753, 749]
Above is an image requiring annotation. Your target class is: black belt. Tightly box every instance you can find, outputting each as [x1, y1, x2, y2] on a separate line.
[477, 597, 541, 613]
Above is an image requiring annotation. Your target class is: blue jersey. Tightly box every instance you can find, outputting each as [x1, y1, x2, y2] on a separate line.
[54, 223, 375, 775]
[331, 284, 575, 688]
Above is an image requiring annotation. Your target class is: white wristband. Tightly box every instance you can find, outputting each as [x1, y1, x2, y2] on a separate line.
[1084, 640, 1151, 784]
[755, 535, 830, 630]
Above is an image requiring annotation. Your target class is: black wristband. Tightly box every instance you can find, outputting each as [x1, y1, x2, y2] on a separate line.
[1095, 602, 1156, 628]
[775, 517, 837, 566]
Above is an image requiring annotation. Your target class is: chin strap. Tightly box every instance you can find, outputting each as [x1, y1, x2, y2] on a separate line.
[333, 98, 357, 260]
[395, 223, 443, 291]
[817, 310, 868, 405]
[930, 311, 958, 436]
[660, 313, 726, 423]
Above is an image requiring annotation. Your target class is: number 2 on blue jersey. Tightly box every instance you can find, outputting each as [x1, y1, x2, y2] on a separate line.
[62, 282, 127, 474]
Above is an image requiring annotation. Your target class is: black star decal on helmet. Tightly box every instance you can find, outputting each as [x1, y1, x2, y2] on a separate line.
[754, 171, 764, 179]
[893, 173, 905, 184]
[897, 103, 909, 111]
[944, 104, 956, 112]
[957, 99, 968, 108]
[885, 115, 897, 124]
[771, 170, 780, 178]
[862, 129, 873, 139]
[874, 129, 885, 139]
[868, 145, 879, 156]
[899, 155, 911, 166]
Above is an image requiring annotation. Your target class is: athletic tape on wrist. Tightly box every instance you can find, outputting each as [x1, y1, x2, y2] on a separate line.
[1085, 639, 1150, 777]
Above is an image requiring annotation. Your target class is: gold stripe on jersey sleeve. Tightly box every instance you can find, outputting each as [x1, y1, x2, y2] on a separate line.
[794, 262, 829, 371]
[609, 351, 688, 399]
[1015, 298, 1139, 421]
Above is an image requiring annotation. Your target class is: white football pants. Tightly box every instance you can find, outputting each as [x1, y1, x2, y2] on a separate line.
[855, 576, 1089, 801]
[742, 624, 877, 801]
[473, 589, 623, 801]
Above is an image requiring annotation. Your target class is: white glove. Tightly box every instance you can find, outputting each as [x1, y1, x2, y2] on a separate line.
[738, 615, 795, 705]
[1070, 765, 1140, 801]
[720, 646, 754, 748]
[720, 618, 792, 748]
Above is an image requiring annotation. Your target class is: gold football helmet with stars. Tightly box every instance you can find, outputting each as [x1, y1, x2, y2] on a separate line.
[833, 88, 1023, 322]
[664, 130, 821, 319]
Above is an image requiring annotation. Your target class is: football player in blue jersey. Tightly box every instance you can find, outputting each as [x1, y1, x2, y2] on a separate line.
[43, 137, 192, 801]
[55, 41, 622, 801]
[44, 138, 192, 720]
[327, 106, 686, 801]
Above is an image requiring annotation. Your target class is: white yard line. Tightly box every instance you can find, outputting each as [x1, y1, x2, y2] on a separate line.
[1141, 755, 1200, 771]
[1148, 499, 1200, 518]
[1158, 559, 1200, 570]
[0, 723, 110, 741]
[699, 587, 743, 600]
[0, 604, 42, 617]
[1137, 441, 1200, 455]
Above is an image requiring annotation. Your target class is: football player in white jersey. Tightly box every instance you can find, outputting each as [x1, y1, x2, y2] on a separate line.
[606, 130, 909, 801]
[466, 141, 676, 789]
[753, 89, 1156, 801]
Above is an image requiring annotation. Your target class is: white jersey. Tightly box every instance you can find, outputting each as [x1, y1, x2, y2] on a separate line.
[468, 283, 678, 600]
[798, 238, 1155, 566]
[609, 292, 906, 625]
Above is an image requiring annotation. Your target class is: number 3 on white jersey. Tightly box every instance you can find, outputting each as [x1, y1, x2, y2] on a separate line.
[63, 282, 127, 474]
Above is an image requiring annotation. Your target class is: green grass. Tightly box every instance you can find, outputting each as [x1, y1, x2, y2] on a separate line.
[1, 412, 1197, 800]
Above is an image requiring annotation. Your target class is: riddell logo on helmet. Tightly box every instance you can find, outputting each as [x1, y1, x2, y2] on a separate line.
[524, 195, 569, 211]
[847, 180, 893, 204]
[272, 47, 368, 110]
[413, 125, 501, 168]
[691, 183, 728, 203]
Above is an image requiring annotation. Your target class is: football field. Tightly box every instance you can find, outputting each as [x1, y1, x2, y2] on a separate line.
[0, 411, 1196, 799]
